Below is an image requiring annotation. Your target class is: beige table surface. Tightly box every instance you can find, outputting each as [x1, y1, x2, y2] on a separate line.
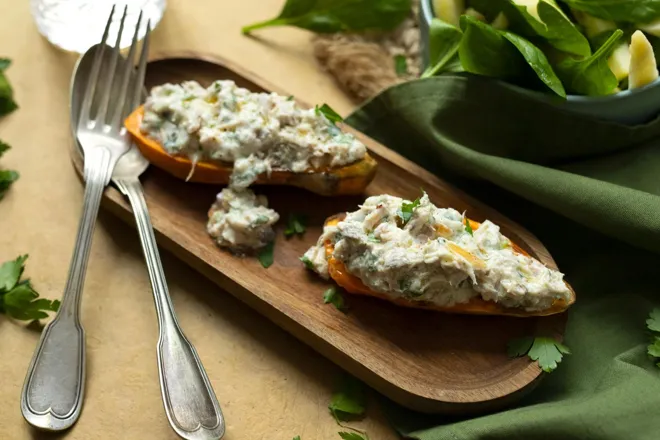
[0, 2, 400, 439]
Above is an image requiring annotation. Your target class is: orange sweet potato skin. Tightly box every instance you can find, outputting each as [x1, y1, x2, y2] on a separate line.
[124, 106, 378, 196]
[323, 215, 575, 317]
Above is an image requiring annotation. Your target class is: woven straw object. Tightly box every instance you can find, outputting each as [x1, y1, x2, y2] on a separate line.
[312, 1, 422, 103]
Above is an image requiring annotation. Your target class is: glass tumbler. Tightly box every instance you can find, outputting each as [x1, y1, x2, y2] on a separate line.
[30, 0, 166, 53]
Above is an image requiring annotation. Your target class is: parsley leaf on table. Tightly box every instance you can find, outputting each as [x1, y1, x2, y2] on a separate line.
[323, 286, 346, 312]
[508, 336, 571, 373]
[285, 213, 307, 237]
[338, 432, 367, 440]
[0, 254, 27, 291]
[293, 437, 301, 440]
[328, 375, 367, 421]
[0, 58, 18, 116]
[646, 308, 660, 332]
[645, 308, 660, 368]
[507, 336, 534, 357]
[0, 140, 19, 199]
[0, 255, 60, 320]
[258, 241, 275, 268]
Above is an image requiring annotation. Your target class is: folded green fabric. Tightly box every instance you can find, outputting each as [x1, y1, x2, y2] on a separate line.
[345, 74, 660, 440]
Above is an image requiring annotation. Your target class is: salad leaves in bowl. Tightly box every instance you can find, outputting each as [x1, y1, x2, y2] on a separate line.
[420, 0, 660, 124]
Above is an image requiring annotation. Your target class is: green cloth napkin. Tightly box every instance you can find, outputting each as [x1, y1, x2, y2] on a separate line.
[345, 74, 660, 440]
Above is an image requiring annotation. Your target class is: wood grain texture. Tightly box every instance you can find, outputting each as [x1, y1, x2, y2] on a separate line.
[70, 53, 569, 414]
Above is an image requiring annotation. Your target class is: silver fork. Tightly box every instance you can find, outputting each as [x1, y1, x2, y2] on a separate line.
[20, 6, 146, 431]
[67, 18, 225, 440]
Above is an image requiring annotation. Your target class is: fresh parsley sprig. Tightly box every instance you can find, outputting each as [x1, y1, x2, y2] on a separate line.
[646, 308, 660, 368]
[258, 241, 275, 268]
[0, 57, 19, 198]
[508, 336, 571, 373]
[300, 255, 315, 270]
[329, 375, 369, 440]
[315, 103, 343, 125]
[324, 286, 346, 312]
[285, 213, 307, 237]
[398, 195, 421, 226]
[464, 214, 474, 236]
[0, 58, 18, 116]
[0, 255, 60, 320]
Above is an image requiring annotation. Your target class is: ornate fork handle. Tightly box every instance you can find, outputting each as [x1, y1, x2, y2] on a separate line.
[117, 177, 225, 440]
[21, 148, 113, 431]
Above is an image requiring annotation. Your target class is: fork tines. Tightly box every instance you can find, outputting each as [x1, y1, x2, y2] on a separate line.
[78, 4, 150, 133]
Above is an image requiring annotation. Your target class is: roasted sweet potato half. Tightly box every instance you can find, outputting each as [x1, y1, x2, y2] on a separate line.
[124, 106, 378, 196]
[322, 214, 576, 317]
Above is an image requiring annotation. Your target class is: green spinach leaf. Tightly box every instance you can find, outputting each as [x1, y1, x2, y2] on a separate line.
[459, 16, 565, 97]
[473, 0, 591, 57]
[555, 29, 623, 96]
[459, 15, 524, 79]
[562, 0, 660, 23]
[501, 31, 566, 97]
[242, 0, 412, 34]
[421, 18, 463, 78]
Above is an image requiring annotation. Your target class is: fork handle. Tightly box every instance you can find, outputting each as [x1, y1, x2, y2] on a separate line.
[119, 177, 225, 440]
[21, 148, 112, 431]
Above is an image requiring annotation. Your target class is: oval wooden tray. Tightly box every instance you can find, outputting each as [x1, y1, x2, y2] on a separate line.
[70, 53, 569, 414]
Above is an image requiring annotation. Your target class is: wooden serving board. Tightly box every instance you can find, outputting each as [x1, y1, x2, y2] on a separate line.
[70, 53, 568, 414]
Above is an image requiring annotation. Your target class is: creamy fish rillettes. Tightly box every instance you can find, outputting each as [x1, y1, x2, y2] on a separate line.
[207, 188, 279, 251]
[140, 80, 367, 189]
[303, 194, 572, 312]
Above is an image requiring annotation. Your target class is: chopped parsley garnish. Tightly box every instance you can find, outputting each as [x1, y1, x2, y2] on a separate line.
[258, 241, 275, 268]
[394, 55, 407, 76]
[287, 95, 295, 101]
[315, 103, 343, 125]
[300, 255, 315, 270]
[398, 196, 421, 225]
[0, 255, 60, 320]
[508, 336, 571, 373]
[284, 213, 306, 237]
[367, 232, 379, 243]
[254, 215, 270, 226]
[464, 216, 474, 236]
[646, 308, 660, 368]
[323, 286, 346, 312]
[293, 437, 301, 440]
